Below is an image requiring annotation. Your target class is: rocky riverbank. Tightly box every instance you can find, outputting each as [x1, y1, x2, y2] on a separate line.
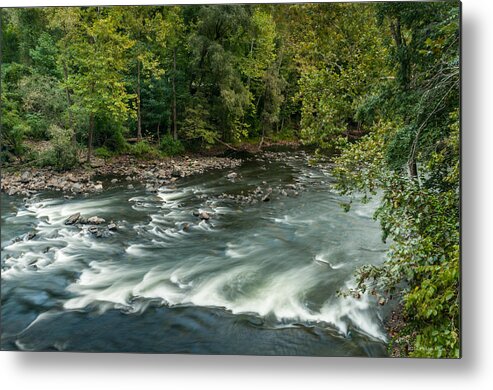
[1, 155, 242, 197]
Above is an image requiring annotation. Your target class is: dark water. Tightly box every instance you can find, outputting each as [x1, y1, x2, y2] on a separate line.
[1, 152, 389, 356]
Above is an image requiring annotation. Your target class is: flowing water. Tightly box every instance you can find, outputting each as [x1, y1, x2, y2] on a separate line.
[1, 152, 389, 356]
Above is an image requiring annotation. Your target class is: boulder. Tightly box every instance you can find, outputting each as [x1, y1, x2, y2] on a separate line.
[71, 183, 83, 193]
[144, 171, 154, 179]
[87, 216, 105, 224]
[199, 211, 210, 220]
[157, 170, 168, 179]
[90, 160, 104, 168]
[20, 171, 30, 183]
[66, 174, 78, 183]
[171, 168, 182, 178]
[108, 223, 117, 231]
[64, 212, 81, 225]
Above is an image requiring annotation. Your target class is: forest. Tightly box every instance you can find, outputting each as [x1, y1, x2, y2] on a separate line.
[1, 2, 460, 358]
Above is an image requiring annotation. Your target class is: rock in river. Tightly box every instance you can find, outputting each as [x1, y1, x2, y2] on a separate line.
[64, 212, 81, 225]
[87, 216, 105, 224]
[262, 189, 273, 202]
[199, 211, 210, 220]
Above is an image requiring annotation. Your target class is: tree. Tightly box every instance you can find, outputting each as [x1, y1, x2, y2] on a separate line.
[152, 6, 185, 141]
[65, 7, 135, 162]
[186, 5, 253, 143]
[333, 1, 460, 358]
[114, 6, 164, 140]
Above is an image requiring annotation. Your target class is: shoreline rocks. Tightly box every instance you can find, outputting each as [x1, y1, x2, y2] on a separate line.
[1, 155, 242, 198]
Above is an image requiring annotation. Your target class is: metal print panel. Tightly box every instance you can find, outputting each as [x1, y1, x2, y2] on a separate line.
[0, 1, 461, 358]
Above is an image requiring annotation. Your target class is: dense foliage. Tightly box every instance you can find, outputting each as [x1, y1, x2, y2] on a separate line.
[332, 2, 460, 358]
[0, 2, 460, 357]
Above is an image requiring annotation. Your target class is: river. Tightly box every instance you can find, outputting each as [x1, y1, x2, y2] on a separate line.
[1, 151, 389, 356]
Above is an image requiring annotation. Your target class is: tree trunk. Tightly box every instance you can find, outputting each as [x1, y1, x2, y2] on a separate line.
[137, 60, 142, 140]
[408, 158, 418, 179]
[390, 17, 410, 89]
[87, 112, 94, 163]
[62, 61, 76, 146]
[172, 48, 178, 141]
[259, 126, 265, 151]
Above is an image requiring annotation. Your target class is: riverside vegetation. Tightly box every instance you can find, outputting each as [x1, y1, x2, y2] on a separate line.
[1, 2, 460, 357]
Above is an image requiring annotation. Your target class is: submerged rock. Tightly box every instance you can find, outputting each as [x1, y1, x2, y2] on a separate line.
[262, 189, 272, 202]
[87, 226, 106, 238]
[87, 226, 99, 234]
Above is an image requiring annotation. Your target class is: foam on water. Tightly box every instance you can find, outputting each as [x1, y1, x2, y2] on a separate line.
[2, 155, 390, 352]
[61, 248, 386, 340]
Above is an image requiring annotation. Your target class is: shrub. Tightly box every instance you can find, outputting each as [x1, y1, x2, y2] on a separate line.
[128, 140, 160, 159]
[25, 112, 50, 140]
[37, 125, 78, 171]
[271, 127, 297, 142]
[94, 146, 113, 159]
[1, 122, 28, 160]
[159, 134, 185, 156]
[94, 116, 129, 153]
[1, 92, 28, 161]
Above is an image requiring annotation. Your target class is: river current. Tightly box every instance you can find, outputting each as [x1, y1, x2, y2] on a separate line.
[1, 152, 389, 356]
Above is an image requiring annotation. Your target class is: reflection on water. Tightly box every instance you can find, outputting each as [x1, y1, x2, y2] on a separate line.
[1, 152, 389, 356]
